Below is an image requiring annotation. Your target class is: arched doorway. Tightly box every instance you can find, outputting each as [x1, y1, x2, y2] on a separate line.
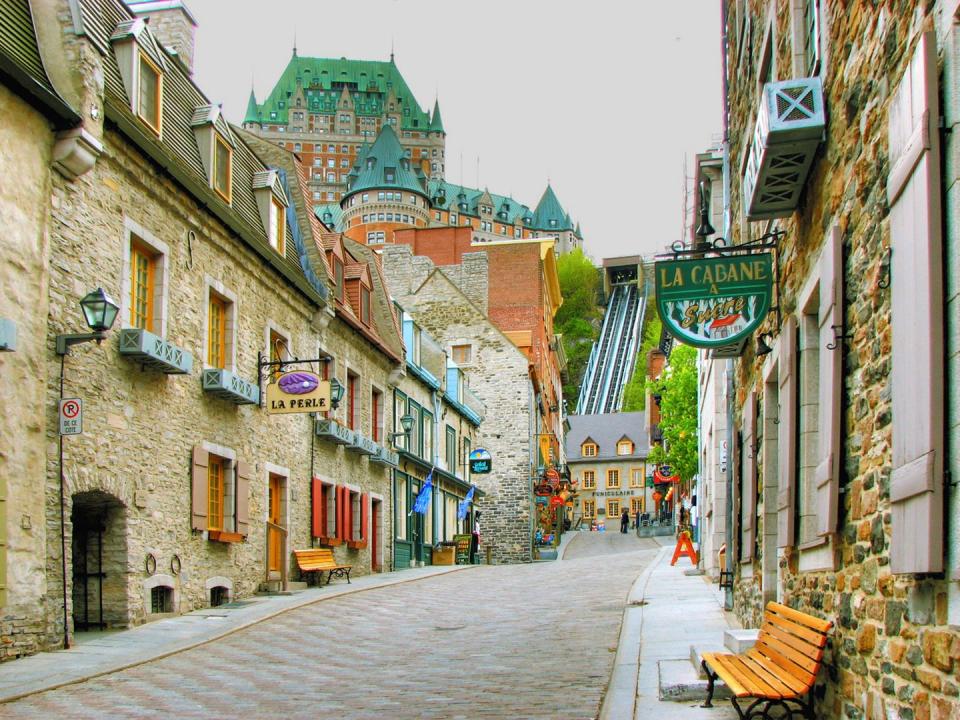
[71, 491, 129, 631]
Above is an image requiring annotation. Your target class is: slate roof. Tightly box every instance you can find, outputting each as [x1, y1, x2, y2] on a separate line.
[252, 54, 432, 131]
[0, 0, 80, 126]
[565, 413, 649, 461]
[345, 125, 428, 196]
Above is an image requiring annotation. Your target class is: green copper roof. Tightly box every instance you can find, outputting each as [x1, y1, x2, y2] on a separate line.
[253, 55, 432, 130]
[315, 203, 344, 230]
[345, 125, 428, 197]
[429, 99, 444, 133]
[427, 179, 532, 225]
[243, 88, 260, 124]
[532, 185, 573, 231]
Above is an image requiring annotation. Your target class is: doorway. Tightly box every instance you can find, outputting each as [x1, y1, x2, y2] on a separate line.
[371, 498, 381, 571]
[71, 491, 129, 631]
[267, 474, 285, 574]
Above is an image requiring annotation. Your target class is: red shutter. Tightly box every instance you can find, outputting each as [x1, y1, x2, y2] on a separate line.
[346, 491, 354, 542]
[888, 31, 944, 574]
[191, 446, 209, 531]
[335, 485, 345, 541]
[740, 391, 757, 562]
[776, 316, 798, 548]
[815, 226, 843, 539]
[235, 460, 251, 537]
[311, 478, 323, 538]
[359, 492, 369, 548]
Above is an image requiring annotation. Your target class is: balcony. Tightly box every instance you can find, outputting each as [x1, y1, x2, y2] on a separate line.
[201, 368, 260, 405]
[743, 76, 825, 219]
[370, 444, 399, 467]
[346, 430, 378, 456]
[315, 417, 352, 445]
[118, 328, 192, 375]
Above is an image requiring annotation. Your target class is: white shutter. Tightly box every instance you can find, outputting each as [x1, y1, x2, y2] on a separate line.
[740, 390, 757, 562]
[888, 31, 944, 574]
[777, 316, 798, 548]
[815, 226, 843, 538]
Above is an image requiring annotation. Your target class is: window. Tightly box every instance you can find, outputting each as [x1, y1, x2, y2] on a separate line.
[394, 390, 408, 451]
[607, 499, 621, 518]
[334, 258, 344, 302]
[582, 471, 596, 490]
[462, 437, 471, 479]
[407, 399, 422, 456]
[422, 411, 434, 464]
[803, 0, 820, 74]
[371, 388, 383, 443]
[630, 468, 644, 488]
[137, 52, 162, 134]
[294, 142, 302, 152]
[583, 499, 595, 518]
[617, 440, 634, 455]
[269, 199, 286, 255]
[607, 469, 620, 489]
[450, 212, 458, 224]
[378, 191, 385, 201]
[208, 454, 225, 530]
[360, 286, 371, 326]
[451, 344, 472, 364]
[445, 425, 456, 471]
[269, 329, 288, 381]
[213, 135, 232, 202]
[395, 476, 407, 539]
[362, 193, 369, 202]
[631, 497, 644, 516]
[327, 158, 334, 168]
[347, 372, 358, 430]
[129, 239, 156, 331]
[581, 442, 598, 458]
[207, 293, 227, 367]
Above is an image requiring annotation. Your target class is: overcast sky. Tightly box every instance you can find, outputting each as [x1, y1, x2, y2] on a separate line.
[186, 0, 723, 262]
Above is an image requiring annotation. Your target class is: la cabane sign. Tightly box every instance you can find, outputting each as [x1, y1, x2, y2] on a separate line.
[266, 371, 331, 414]
[655, 253, 773, 350]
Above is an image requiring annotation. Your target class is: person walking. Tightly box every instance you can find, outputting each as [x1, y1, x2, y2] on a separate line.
[620, 509, 630, 534]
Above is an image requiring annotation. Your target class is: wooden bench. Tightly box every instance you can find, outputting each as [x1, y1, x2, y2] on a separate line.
[293, 549, 352, 586]
[701, 601, 833, 719]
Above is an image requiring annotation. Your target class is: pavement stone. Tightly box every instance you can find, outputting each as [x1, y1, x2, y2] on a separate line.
[0, 532, 659, 719]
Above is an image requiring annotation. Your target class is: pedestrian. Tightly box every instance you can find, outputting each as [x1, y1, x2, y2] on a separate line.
[620, 509, 629, 534]
[632, 509, 639, 529]
[470, 511, 481, 563]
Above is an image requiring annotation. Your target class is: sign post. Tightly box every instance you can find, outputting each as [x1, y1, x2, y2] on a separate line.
[59, 398, 83, 436]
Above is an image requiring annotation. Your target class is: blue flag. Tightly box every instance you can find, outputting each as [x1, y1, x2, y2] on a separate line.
[458, 485, 476, 520]
[413, 470, 433, 515]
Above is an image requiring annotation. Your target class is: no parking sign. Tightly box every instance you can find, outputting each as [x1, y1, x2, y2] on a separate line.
[59, 398, 83, 435]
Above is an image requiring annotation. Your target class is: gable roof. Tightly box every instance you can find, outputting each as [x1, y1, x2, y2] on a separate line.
[565, 413, 649, 461]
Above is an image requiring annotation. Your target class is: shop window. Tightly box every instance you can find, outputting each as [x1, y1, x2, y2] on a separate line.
[583, 499, 595, 518]
[582, 471, 596, 490]
[607, 469, 620, 489]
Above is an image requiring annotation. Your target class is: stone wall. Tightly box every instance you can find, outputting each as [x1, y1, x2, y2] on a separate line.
[727, 2, 960, 718]
[381, 244, 535, 563]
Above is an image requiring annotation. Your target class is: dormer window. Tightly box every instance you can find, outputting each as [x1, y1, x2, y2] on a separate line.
[384, 167, 396, 183]
[213, 135, 232, 202]
[582, 441, 598, 458]
[138, 52, 162, 134]
[269, 199, 285, 255]
[334, 258, 344, 302]
[360, 286, 371, 325]
[617, 440, 634, 455]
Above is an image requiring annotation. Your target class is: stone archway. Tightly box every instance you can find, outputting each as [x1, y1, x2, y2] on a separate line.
[70, 490, 129, 631]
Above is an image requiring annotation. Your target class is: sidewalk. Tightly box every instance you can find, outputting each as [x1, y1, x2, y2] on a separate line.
[601, 537, 741, 720]
[0, 564, 471, 703]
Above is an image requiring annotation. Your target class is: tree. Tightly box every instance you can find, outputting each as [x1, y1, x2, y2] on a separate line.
[621, 311, 662, 412]
[555, 248, 601, 407]
[647, 343, 698, 482]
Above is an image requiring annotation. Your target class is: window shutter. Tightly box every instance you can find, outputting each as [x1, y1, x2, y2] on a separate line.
[815, 226, 843, 538]
[345, 490, 354, 542]
[888, 30, 944, 574]
[191, 446, 209, 531]
[740, 391, 757, 562]
[359, 492, 369, 548]
[235, 460, 251, 537]
[335, 485, 344, 541]
[311, 478, 323, 538]
[777, 316, 798, 548]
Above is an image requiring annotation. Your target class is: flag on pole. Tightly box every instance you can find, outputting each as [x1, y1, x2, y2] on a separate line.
[412, 470, 433, 515]
[458, 485, 476, 520]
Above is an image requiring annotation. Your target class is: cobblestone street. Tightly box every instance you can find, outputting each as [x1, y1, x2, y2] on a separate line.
[0, 534, 658, 720]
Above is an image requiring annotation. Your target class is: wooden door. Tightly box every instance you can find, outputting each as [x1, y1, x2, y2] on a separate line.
[268, 475, 282, 572]
[371, 500, 380, 571]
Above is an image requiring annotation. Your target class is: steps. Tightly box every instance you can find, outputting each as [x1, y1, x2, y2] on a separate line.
[657, 628, 759, 702]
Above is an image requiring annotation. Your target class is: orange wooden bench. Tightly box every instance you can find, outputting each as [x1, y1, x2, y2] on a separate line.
[294, 548, 352, 586]
[701, 601, 833, 719]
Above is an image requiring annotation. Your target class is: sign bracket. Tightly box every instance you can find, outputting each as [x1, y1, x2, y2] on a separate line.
[257, 352, 330, 409]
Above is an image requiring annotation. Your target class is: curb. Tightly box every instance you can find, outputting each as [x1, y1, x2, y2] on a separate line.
[0, 564, 475, 704]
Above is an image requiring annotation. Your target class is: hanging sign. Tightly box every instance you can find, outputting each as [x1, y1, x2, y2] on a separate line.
[266, 371, 331, 414]
[655, 253, 773, 350]
[469, 448, 492, 474]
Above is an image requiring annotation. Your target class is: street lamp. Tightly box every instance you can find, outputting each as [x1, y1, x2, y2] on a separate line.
[56, 288, 120, 355]
[389, 413, 415, 447]
[328, 377, 345, 410]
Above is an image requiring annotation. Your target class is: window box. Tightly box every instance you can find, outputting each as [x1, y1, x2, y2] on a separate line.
[208, 530, 244, 543]
[119, 328, 193, 374]
[370, 445, 399, 468]
[315, 417, 353, 445]
[346, 540, 364, 549]
[346, 431, 378, 456]
[202, 368, 260, 405]
[743, 76, 825, 219]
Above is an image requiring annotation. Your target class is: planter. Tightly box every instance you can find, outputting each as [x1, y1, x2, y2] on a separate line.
[208, 530, 244, 543]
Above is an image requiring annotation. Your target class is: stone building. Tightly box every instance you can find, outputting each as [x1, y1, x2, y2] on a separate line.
[565, 414, 650, 530]
[715, 2, 960, 717]
[381, 243, 537, 563]
[0, 0, 410, 660]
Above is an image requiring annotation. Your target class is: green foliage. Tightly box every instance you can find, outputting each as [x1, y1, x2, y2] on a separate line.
[555, 249, 601, 406]
[621, 310, 662, 412]
[648, 343, 698, 482]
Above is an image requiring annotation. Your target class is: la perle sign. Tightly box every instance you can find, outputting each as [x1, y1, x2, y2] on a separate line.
[265, 371, 331, 414]
[655, 253, 773, 349]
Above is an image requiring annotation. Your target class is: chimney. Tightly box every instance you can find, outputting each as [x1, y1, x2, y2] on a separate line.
[126, 1, 198, 75]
